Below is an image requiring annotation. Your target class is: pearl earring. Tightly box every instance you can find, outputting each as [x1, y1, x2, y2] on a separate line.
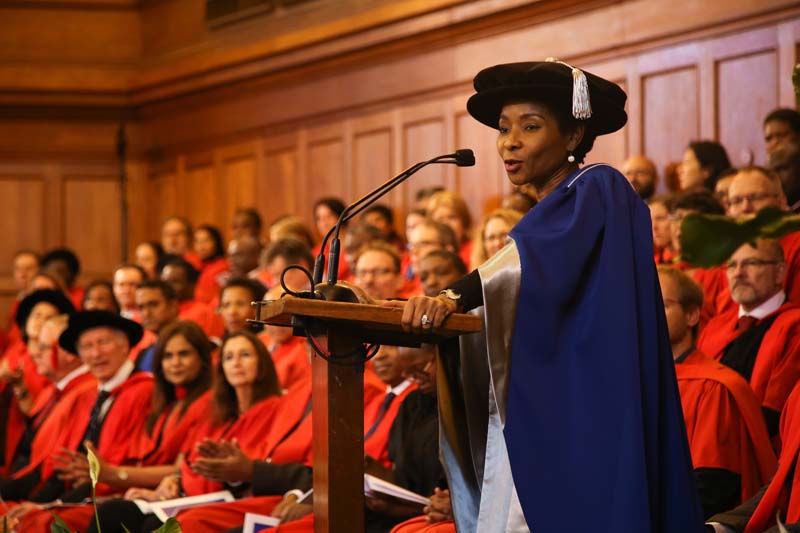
[567, 153, 576, 163]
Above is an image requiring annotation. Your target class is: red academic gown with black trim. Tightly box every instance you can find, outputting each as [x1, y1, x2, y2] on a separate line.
[364, 381, 417, 467]
[676, 350, 777, 501]
[391, 516, 456, 533]
[178, 300, 225, 340]
[780, 232, 800, 305]
[195, 257, 229, 304]
[744, 383, 800, 532]
[175, 376, 387, 533]
[268, 336, 311, 390]
[697, 301, 800, 414]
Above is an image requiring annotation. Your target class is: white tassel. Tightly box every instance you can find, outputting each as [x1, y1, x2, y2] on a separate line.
[545, 57, 592, 120]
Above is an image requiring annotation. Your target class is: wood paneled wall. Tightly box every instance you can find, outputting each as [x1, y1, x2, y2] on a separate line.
[1, 0, 800, 326]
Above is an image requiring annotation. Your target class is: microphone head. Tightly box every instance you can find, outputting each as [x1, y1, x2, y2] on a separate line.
[454, 149, 476, 167]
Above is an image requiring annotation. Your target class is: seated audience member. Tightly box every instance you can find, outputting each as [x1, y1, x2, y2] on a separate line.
[0, 314, 90, 476]
[133, 241, 164, 280]
[176, 344, 416, 533]
[470, 208, 523, 269]
[1, 290, 75, 474]
[622, 154, 658, 200]
[41, 247, 84, 309]
[82, 280, 120, 313]
[726, 166, 800, 304]
[259, 286, 309, 389]
[17, 320, 215, 532]
[414, 186, 444, 212]
[659, 267, 776, 518]
[679, 140, 732, 192]
[344, 223, 386, 278]
[260, 238, 314, 293]
[427, 191, 473, 267]
[87, 330, 283, 533]
[161, 216, 202, 270]
[113, 263, 147, 320]
[707, 382, 800, 532]
[670, 191, 732, 325]
[159, 255, 224, 340]
[194, 224, 228, 304]
[218, 277, 267, 335]
[227, 236, 262, 281]
[404, 219, 458, 295]
[134, 280, 180, 372]
[500, 189, 537, 214]
[763, 107, 800, 159]
[418, 250, 467, 298]
[2, 311, 154, 514]
[231, 207, 263, 241]
[649, 195, 676, 264]
[313, 197, 350, 281]
[698, 239, 800, 438]
[363, 204, 404, 252]
[353, 242, 405, 301]
[5, 250, 40, 338]
[769, 140, 800, 212]
[405, 208, 427, 245]
[29, 271, 68, 294]
[269, 216, 315, 250]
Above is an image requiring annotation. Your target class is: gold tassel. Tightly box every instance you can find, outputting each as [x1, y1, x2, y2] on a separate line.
[545, 57, 592, 120]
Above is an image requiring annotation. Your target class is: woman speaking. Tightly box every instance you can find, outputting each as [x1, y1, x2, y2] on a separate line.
[400, 60, 704, 533]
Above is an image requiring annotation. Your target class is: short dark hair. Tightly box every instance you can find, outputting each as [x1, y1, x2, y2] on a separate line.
[657, 266, 704, 337]
[195, 225, 225, 260]
[415, 186, 445, 204]
[137, 279, 177, 301]
[764, 108, 800, 133]
[157, 254, 200, 284]
[263, 238, 314, 268]
[314, 197, 346, 218]
[363, 204, 394, 226]
[672, 190, 725, 216]
[114, 262, 148, 280]
[421, 249, 468, 276]
[415, 218, 458, 251]
[41, 248, 80, 277]
[235, 207, 263, 232]
[221, 277, 267, 303]
[83, 280, 120, 314]
[354, 241, 402, 273]
[688, 140, 732, 190]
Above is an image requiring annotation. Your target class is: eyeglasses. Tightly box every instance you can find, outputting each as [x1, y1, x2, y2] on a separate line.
[725, 258, 780, 271]
[484, 232, 509, 244]
[727, 192, 778, 208]
[354, 267, 396, 279]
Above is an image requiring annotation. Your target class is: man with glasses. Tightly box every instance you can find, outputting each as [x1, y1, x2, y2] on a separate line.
[402, 219, 457, 297]
[353, 242, 405, 300]
[698, 239, 800, 438]
[726, 166, 800, 304]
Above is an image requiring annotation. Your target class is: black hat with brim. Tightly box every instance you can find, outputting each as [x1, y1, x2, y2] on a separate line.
[58, 310, 143, 355]
[16, 289, 76, 334]
[466, 61, 628, 135]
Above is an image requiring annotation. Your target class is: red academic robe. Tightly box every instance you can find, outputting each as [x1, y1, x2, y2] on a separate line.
[175, 377, 386, 532]
[745, 383, 800, 532]
[780, 232, 800, 305]
[68, 286, 85, 310]
[268, 336, 311, 390]
[392, 516, 456, 533]
[458, 240, 473, 269]
[364, 382, 417, 467]
[677, 350, 777, 500]
[183, 251, 204, 272]
[178, 300, 225, 340]
[697, 302, 800, 413]
[195, 256, 229, 304]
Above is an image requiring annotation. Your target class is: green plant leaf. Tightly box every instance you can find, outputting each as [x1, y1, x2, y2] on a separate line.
[87, 446, 100, 487]
[151, 517, 182, 533]
[679, 206, 800, 267]
[49, 512, 74, 533]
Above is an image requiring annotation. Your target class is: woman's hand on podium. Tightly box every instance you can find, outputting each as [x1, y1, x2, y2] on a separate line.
[399, 295, 458, 333]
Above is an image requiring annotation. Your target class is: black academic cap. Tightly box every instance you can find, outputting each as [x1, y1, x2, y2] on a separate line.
[16, 289, 76, 334]
[58, 310, 143, 355]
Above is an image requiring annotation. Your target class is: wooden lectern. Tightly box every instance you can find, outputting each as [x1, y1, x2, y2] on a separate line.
[252, 297, 482, 533]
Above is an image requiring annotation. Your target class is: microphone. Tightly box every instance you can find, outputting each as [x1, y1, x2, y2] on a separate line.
[311, 149, 475, 294]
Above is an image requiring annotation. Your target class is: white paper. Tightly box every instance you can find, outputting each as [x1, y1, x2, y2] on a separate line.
[363, 474, 429, 505]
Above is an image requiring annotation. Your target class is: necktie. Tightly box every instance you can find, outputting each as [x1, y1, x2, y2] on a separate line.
[364, 392, 396, 440]
[83, 390, 111, 446]
[738, 315, 758, 332]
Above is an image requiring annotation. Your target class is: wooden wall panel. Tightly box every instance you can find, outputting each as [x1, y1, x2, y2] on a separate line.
[403, 119, 446, 212]
[148, 172, 177, 238]
[717, 51, 779, 167]
[642, 67, 700, 176]
[260, 146, 299, 224]
[353, 129, 392, 199]
[0, 176, 45, 273]
[221, 156, 258, 237]
[183, 163, 218, 227]
[307, 138, 345, 205]
[454, 110, 503, 220]
[63, 178, 121, 278]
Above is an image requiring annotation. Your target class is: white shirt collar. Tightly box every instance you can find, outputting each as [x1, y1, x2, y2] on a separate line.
[55, 365, 89, 391]
[739, 290, 786, 320]
[387, 378, 413, 396]
[99, 359, 135, 393]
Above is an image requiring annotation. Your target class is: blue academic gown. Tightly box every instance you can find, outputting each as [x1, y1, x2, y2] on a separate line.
[504, 164, 704, 532]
